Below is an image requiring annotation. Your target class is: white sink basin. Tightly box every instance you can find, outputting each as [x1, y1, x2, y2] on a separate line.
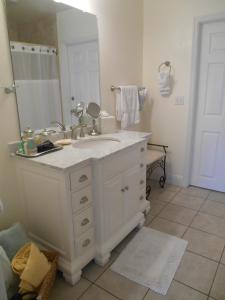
[73, 137, 121, 149]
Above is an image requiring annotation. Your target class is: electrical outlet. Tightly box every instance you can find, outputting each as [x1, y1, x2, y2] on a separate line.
[0, 199, 4, 214]
[175, 96, 185, 105]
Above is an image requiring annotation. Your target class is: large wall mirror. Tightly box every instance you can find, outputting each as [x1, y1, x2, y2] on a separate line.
[5, 0, 101, 132]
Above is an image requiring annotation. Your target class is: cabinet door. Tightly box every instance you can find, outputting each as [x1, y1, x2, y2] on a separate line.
[104, 175, 123, 237]
[123, 165, 140, 221]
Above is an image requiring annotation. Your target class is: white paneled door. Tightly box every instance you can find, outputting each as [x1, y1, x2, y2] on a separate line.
[191, 20, 225, 192]
[67, 40, 100, 123]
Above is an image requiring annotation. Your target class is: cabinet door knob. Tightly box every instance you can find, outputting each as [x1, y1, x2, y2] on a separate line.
[140, 163, 144, 168]
[121, 188, 125, 192]
[82, 238, 91, 247]
[125, 186, 129, 191]
[79, 175, 88, 183]
[140, 147, 145, 152]
[80, 196, 88, 204]
[140, 180, 144, 185]
[81, 218, 90, 226]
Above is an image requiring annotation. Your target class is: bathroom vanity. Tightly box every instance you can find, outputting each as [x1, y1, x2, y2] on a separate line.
[15, 131, 151, 284]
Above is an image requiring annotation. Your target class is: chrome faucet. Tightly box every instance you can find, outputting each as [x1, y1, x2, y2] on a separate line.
[51, 121, 68, 138]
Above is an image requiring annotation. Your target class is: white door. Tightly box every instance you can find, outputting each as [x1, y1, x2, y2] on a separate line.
[123, 165, 140, 221]
[191, 20, 225, 192]
[67, 41, 100, 123]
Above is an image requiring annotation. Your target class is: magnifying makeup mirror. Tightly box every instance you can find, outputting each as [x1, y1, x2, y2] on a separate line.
[86, 102, 101, 136]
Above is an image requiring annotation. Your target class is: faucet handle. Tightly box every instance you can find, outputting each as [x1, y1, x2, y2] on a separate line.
[51, 121, 66, 132]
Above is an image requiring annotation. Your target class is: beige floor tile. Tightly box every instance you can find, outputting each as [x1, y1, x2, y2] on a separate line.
[156, 190, 178, 203]
[144, 281, 207, 300]
[221, 250, 225, 265]
[82, 251, 119, 282]
[148, 217, 187, 238]
[174, 251, 218, 294]
[79, 284, 118, 300]
[149, 199, 167, 216]
[200, 200, 225, 218]
[158, 203, 197, 226]
[180, 186, 210, 199]
[96, 269, 148, 300]
[191, 213, 225, 238]
[165, 184, 181, 193]
[183, 228, 225, 261]
[49, 273, 91, 300]
[171, 194, 205, 211]
[208, 191, 225, 204]
[210, 264, 225, 300]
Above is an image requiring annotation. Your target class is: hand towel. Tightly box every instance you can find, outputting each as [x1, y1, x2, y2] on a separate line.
[138, 88, 148, 111]
[116, 85, 140, 129]
[158, 71, 171, 96]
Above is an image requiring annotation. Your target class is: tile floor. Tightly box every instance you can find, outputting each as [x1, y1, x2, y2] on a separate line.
[50, 183, 225, 300]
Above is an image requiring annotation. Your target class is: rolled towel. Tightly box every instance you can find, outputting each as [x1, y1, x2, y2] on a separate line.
[158, 71, 171, 96]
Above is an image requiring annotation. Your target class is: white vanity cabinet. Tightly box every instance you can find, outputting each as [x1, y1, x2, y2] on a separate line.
[15, 132, 151, 284]
[16, 160, 96, 285]
[93, 141, 149, 265]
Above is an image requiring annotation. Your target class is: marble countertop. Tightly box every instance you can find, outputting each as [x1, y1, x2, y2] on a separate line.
[14, 131, 152, 171]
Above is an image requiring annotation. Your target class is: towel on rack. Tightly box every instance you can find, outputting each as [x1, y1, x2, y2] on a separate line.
[116, 86, 140, 129]
[138, 88, 148, 111]
[158, 71, 171, 96]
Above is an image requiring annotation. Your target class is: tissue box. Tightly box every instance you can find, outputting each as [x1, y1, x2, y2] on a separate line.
[100, 116, 117, 134]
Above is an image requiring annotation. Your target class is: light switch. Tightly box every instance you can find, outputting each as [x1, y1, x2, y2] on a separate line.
[175, 96, 185, 105]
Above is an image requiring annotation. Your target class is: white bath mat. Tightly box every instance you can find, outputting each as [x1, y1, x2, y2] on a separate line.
[110, 227, 187, 295]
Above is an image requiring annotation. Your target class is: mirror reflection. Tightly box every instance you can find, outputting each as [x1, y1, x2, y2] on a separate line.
[6, 0, 101, 133]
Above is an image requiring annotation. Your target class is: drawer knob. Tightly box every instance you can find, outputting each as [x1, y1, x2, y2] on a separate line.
[140, 195, 144, 201]
[140, 147, 145, 152]
[140, 163, 144, 168]
[125, 186, 129, 191]
[81, 218, 90, 226]
[79, 175, 88, 183]
[140, 180, 144, 185]
[82, 238, 91, 248]
[121, 188, 125, 193]
[80, 196, 88, 204]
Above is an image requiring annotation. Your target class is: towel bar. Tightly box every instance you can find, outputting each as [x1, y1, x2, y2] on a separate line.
[111, 85, 146, 92]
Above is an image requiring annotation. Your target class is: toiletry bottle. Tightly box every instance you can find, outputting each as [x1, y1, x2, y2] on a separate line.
[22, 127, 37, 155]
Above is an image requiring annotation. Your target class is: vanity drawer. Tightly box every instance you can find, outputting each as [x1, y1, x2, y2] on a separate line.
[103, 146, 141, 180]
[73, 207, 93, 236]
[76, 228, 95, 256]
[70, 165, 92, 191]
[72, 186, 92, 213]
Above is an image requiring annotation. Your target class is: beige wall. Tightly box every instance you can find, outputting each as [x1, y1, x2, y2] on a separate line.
[142, 0, 225, 185]
[0, 0, 20, 228]
[0, 0, 143, 228]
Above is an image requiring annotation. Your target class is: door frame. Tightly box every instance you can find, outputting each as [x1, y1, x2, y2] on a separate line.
[183, 12, 225, 188]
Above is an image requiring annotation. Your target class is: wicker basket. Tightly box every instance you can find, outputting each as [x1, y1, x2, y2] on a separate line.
[37, 251, 59, 300]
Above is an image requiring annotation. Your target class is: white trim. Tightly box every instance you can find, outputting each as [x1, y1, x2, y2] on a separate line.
[183, 12, 225, 187]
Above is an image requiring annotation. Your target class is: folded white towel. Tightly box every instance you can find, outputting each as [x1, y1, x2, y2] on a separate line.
[116, 85, 140, 129]
[158, 71, 171, 96]
[138, 88, 148, 111]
